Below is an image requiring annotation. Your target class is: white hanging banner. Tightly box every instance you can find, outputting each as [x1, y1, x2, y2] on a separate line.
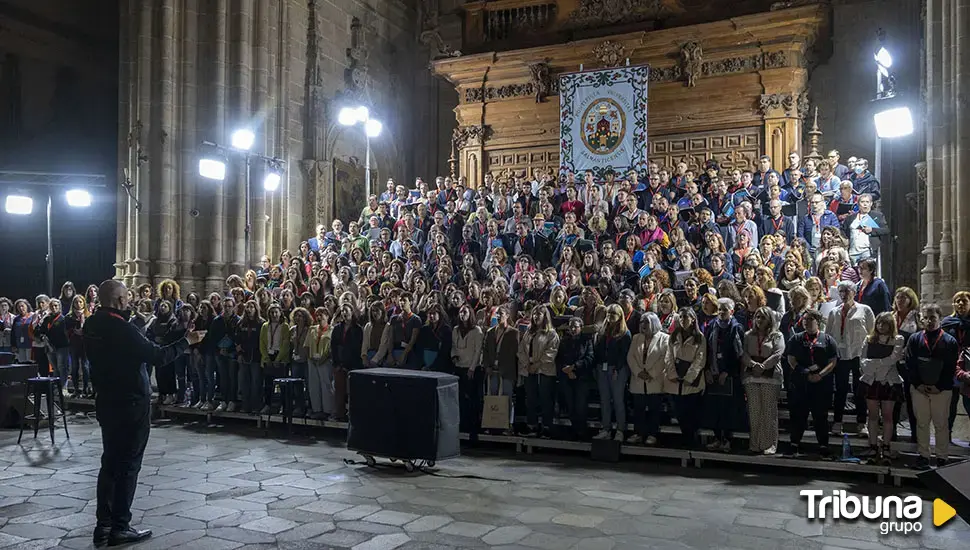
[559, 65, 649, 179]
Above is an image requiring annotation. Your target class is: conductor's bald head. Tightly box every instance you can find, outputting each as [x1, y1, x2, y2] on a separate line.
[99, 280, 129, 311]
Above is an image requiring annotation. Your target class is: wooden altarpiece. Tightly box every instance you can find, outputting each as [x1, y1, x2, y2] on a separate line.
[432, 3, 828, 187]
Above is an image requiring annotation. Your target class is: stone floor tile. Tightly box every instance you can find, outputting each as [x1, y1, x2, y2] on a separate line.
[437, 521, 495, 538]
[297, 499, 355, 515]
[276, 521, 337, 542]
[482, 525, 533, 545]
[551, 513, 604, 528]
[0, 522, 66, 540]
[364, 510, 421, 526]
[402, 515, 453, 533]
[335, 504, 384, 521]
[171, 536, 244, 550]
[515, 507, 560, 524]
[239, 515, 299, 534]
[352, 533, 411, 550]
[518, 531, 578, 550]
[177, 505, 239, 521]
[206, 526, 278, 544]
[312, 528, 373, 547]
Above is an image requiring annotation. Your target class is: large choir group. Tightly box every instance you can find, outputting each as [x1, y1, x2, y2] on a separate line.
[2, 149, 969, 470]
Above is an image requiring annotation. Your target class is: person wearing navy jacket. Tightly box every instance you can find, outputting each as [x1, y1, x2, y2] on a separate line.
[942, 291, 970, 433]
[704, 298, 746, 452]
[855, 258, 892, 316]
[557, 316, 594, 441]
[798, 192, 840, 254]
[904, 303, 959, 469]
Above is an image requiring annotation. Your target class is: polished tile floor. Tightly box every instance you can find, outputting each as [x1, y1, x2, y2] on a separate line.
[1, 415, 969, 550]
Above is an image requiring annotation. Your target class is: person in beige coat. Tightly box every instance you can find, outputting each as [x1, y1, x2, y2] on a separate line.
[741, 306, 786, 455]
[452, 304, 485, 439]
[627, 312, 670, 445]
[517, 305, 560, 437]
[665, 307, 707, 448]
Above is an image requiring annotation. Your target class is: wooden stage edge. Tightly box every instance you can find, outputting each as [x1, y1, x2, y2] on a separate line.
[62, 397, 953, 488]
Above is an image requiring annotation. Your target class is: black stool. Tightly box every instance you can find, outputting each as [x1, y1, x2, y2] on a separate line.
[18, 377, 69, 444]
[271, 378, 305, 435]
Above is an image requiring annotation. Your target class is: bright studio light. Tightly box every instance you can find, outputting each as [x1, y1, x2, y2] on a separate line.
[199, 158, 227, 180]
[364, 118, 383, 138]
[263, 171, 281, 191]
[338, 107, 358, 126]
[874, 47, 893, 69]
[231, 129, 256, 151]
[65, 189, 92, 207]
[354, 106, 370, 123]
[874, 106, 914, 138]
[5, 195, 33, 215]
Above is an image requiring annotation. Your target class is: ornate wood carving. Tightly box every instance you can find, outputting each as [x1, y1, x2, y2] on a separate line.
[566, 0, 666, 29]
[528, 61, 552, 103]
[649, 127, 762, 173]
[485, 146, 560, 182]
[680, 41, 702, 87]
[463, 80, 560, 103]
[453, 124, 493, 149]
[592, 41, 626, 68]
[759, 93, 797, 117]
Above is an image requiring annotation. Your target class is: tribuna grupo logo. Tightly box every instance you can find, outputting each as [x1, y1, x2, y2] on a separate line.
[800, 490, 926, 535]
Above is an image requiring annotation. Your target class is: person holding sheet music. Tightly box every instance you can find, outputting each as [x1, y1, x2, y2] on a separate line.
[904, 303, 959, 469]
[843, 194, 888, 264]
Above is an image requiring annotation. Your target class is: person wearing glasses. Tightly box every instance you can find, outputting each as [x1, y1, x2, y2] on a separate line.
[798, 192, 840, 255]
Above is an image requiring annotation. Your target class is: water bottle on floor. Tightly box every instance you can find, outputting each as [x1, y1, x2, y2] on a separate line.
[841, 433, 852, 460]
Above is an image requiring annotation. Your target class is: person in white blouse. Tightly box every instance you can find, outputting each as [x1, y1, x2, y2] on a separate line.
[891, 286, 921, 443]
[859, 312, 906, 461]
[627, 312, 670, 445]
[741, 307, 786, 455]
[452, 304, 485, 440]
[825, 281, 876, 436]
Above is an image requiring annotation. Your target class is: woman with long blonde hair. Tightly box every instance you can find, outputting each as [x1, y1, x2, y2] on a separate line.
[592, 304, 633, 441]
[859, 312, 905, 461]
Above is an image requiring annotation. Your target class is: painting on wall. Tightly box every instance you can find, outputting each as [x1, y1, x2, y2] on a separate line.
[333, 158, 372, 225]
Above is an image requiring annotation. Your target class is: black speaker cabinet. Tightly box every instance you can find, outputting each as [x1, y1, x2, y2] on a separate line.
[347, 368, 460, 462]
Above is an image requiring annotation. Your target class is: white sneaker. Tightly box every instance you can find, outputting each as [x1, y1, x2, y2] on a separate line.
[857, 424, 869, 437]
[201, 402, 215, 411]
[161, 395, 174, 405]
[593, 430, 611, 440]
[720, 440, 732, 453]
[626, 434, 643, 445]
[226, 401, 236, 413]
[214, 402, 226, 412]
[763, 445, 777, 456]
[706, 440, 723, 451]
[613, 431, 625, 442]
[259, 405, 271, 414]
[645, 435, 658, 445]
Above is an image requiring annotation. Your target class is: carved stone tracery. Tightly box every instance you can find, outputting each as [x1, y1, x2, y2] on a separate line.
[418, 0, 461, 60]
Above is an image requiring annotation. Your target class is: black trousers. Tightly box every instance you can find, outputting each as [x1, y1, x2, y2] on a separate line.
[789, 374, 832, 448]
[833, 358, 865, 425]
[560, 376, 590, 439]
[96, 398, 151, 530]
[454, 366, 484, 440]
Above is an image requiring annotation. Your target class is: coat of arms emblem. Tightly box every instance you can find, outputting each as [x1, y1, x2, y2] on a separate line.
[581, 98, 625, 155]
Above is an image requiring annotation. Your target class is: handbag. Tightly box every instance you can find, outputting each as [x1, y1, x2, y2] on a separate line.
[481, 374, 511, 430]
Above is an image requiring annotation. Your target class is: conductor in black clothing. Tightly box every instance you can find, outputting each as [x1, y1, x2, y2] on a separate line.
[84, 280, 205, 547]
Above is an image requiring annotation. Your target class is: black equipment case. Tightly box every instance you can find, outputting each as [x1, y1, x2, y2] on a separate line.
[347, 368, 460, 462]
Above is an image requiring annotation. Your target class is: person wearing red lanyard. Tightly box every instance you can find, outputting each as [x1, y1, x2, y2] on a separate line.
[941, 290, 970, 435]
[517, 306, 560, 437]
[592, 304, 633, 442]
[742, 307, 786, 455]
[305, 306, 334, 420]
[259, 303, 291, 415]
[825, 281, 875, 438]
[84, 280, 206, 547]
[785, 309, 839, 458]
[704, 298, 746, 453]
[904, 303, 959, 469]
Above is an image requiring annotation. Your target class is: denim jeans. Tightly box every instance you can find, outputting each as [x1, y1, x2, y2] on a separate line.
[596, 365, 630, 432]
[175, 354, 189, 402]
[307, 359, 334, 415]
[50, 347, 71, 389]
[237, 360, 262, 412]
[70, 351, 90, 392]
[199, 353, 216, 402]
[525, 373, 556, 430]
